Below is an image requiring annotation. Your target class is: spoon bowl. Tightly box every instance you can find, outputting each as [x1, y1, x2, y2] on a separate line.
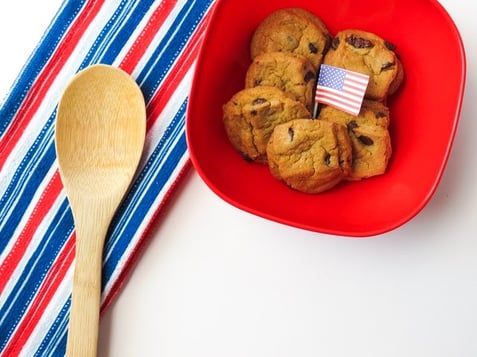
[55, 64, 146, 356]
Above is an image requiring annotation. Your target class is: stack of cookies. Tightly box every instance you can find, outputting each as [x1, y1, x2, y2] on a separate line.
[222, 8, 404, 193]
[318, 28, 403, 181]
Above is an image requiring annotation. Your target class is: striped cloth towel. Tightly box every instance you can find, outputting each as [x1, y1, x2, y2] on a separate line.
[0, 0, 215, 355]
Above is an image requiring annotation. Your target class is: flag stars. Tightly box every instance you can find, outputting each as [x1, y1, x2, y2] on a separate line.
[318, 65, 346, 90]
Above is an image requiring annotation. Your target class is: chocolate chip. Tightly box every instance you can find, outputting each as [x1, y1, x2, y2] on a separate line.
[250, 110, 257, 116]
[346, 35, 374, 49]
[242, 152, 253, 162]
[358, 135, 374, 146]
[253, 79, 262, 86]
[252, 97, 267, 105]
[324, 152, 331, 166]
[347, 120, 359, 131]
[323, 34, 332, 54]
[381, 62, 395, 71]
[304, 71, 315, 83]
[331, 37, 340, 50]
[375, 112, 386, 118]
[288, 127, 295, 141]
[349, 122, 374, 145]
[308, 43, 318, 54]
[384, 41, 397, 51]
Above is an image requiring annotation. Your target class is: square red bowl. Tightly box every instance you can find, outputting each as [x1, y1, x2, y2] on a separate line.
[186, 0, 466, 237]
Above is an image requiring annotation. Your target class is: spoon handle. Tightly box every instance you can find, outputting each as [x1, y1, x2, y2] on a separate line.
[66, 206, 111, 357]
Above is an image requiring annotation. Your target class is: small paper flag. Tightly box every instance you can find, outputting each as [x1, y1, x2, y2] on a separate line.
[314, 64, 369, 116]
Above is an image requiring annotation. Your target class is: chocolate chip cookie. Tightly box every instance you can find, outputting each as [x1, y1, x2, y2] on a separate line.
[223, 86, 311, 163]
[266, 119, 352, 193]
[250, 8, 331, 70]
[245, 51, 316, 112]
[318, 100, 392, 180]
[324, 29, 404, 101]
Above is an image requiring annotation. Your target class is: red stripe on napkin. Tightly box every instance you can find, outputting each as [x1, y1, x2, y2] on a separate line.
[120, 0, 178, 73]
[147, 11, 211, 130]
[2, 237, 74, 356]
[0, 172, 63, 294]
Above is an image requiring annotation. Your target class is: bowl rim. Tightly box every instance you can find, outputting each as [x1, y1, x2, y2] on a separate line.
[186, 0, 467, 237]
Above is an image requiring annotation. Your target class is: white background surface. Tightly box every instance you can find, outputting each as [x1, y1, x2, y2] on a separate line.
[1, 1, 476, 356]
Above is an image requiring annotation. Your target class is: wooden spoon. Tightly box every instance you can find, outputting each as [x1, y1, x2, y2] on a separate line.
[55, 64, 146, 357]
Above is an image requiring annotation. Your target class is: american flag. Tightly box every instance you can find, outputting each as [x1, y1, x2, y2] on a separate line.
[314, 64, 369, 116]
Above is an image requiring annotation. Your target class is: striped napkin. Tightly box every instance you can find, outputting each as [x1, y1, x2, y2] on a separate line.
[0, 0, 215, 355]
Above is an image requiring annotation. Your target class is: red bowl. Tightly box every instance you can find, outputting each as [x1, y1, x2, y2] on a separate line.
[186, 0, 466, 237]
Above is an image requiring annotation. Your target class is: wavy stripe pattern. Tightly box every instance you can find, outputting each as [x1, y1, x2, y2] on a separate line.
[0, 0, 215, 354]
